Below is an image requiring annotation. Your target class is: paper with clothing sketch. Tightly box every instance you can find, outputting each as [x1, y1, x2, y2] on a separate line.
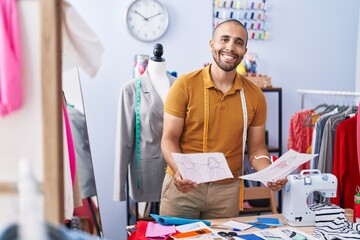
[239, 149, 317, 185]
[172, 152, 234, 183]
[243, 227, 316, 240]
[175, 221, 212, 233]
[222, 220, 253, 231]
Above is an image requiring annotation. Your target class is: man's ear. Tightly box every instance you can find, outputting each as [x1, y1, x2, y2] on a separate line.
[209, 40, 214, 52]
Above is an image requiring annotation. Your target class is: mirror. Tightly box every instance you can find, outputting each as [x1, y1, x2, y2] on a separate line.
[62, 55, 103, 237]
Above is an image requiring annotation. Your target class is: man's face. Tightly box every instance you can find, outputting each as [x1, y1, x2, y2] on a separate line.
[210, 22, 248, 72]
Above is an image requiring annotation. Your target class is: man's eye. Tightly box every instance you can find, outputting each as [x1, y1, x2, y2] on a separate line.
[237, 41, 244, 46]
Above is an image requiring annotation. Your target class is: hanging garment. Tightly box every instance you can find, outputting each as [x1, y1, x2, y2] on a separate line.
[0, 0, 22, 116]
[287, 109, 315, 171]
[310, 203, 360, 239]
[67, 106, 97, 199]
[61, 0, 104, 77]
[318, 107, 354, 173]
[63, 99, 76, 186]
[63, 99, 83, 219]
[63, 118, 74, 220]
[113, 71, 176, 202]
[357, 103, 360, 176]
[331, 115, 360, 208]
[310, 109, 338, 169]
[288, 109, 314, 153]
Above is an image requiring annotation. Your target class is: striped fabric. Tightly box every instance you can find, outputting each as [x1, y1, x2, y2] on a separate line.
[309, 203, 360, 239]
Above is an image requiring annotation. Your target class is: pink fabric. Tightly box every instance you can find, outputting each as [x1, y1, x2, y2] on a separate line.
[358, 103, 360, 177]
[0, 0, 22, 116]
[63, 99, 76, 186]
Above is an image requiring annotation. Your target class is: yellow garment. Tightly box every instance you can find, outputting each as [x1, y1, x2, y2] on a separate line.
[164, 64, 267, 183]
[236, 62, 246, 75]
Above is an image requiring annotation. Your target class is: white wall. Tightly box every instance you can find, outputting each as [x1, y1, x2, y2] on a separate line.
[356, 6, 360, 92]
[0, 0, 42, 229]
[66, 1, 360, 239]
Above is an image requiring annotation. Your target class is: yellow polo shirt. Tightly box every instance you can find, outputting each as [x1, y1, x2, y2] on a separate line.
[164, 64, 267, 183]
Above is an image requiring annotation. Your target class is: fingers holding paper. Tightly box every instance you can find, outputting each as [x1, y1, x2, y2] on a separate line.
[174, 171, 198, 193]
[267, 178, 288, 191]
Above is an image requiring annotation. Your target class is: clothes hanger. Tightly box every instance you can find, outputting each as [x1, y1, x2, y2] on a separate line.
[311, 103, 329, 112]
[303, 103, 339, 127]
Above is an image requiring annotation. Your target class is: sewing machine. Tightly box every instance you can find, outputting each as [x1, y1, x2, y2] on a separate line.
[282, 169, 337, 226]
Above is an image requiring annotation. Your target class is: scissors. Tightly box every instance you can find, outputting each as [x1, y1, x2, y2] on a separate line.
[217, 231, 237, 239]
[356, 186, 360, 194]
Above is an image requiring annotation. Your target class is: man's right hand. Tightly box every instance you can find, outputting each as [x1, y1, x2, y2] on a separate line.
[173, 171, 198, 193]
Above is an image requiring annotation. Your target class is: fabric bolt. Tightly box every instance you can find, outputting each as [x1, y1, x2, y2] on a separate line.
[164, 64, 267, 183]
[113, 70, 176, 202]
[0, 0, 22, 116]
[331, 115, 360, 208]
[310, 203, 360, 240]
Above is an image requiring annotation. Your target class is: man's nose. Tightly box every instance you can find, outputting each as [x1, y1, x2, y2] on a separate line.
[225, 41, 236, 51]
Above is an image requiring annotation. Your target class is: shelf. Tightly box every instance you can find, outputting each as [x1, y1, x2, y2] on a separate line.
[267, 147, 280, 153]
[262, 87, 283, 213]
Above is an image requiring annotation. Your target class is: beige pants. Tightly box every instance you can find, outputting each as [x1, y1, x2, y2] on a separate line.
[160, 174, 240, 219]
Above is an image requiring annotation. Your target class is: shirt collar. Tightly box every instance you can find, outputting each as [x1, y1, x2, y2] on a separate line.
[203, 64, 244, 92]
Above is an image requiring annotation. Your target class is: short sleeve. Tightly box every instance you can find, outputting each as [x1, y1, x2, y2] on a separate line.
[164, 76, 188, 118]
[249, 90, 267, 126]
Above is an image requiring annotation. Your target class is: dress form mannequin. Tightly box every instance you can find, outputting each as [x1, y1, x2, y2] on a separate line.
[147, 43, 170, 103]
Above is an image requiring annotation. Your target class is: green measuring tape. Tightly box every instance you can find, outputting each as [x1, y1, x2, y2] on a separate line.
[135, 77, 141, 188]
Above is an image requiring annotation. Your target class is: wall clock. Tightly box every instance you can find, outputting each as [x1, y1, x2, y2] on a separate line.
[125, 0, 169, 42]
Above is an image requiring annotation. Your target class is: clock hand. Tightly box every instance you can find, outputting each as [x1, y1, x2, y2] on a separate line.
[146, 12, 162, 20]
[134, 10, 149, 21]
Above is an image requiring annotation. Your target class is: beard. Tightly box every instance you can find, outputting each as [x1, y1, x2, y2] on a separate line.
[212, 50, 243, 72]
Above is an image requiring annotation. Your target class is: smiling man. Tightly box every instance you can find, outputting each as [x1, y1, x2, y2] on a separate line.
[159, 19, 287, 219]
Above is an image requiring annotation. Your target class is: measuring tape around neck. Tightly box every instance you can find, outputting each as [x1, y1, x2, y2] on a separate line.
[202, 87, 248, 209]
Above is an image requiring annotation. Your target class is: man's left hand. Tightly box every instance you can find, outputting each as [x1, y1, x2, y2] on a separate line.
[267, 178, 288, 191]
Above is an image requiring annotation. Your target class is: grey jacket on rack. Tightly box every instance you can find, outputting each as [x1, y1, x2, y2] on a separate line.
[113, 70, 176, 202]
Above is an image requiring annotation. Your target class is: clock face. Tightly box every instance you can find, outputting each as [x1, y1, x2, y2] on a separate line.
[125, 0, 169, 42]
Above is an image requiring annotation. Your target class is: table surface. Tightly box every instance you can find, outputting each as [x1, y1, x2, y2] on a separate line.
[209, 209, 354, 236]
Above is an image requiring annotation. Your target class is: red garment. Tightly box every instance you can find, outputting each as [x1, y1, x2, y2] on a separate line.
[287, 109, 314, 171]
[73, 198, 98, 234]
[128, 221, 149, 240]
[288, 109, 314, 152]
[128, 221, 176, 240]
[331, 115, 360, 208]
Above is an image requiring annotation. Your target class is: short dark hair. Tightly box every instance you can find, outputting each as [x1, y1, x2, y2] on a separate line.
[212, 19, 248, 44]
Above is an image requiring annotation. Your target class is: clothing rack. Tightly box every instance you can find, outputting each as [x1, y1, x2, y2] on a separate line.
[297, 89, 360, 109]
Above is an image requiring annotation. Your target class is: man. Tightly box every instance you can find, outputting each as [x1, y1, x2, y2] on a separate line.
[160, 19, 287, 219]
